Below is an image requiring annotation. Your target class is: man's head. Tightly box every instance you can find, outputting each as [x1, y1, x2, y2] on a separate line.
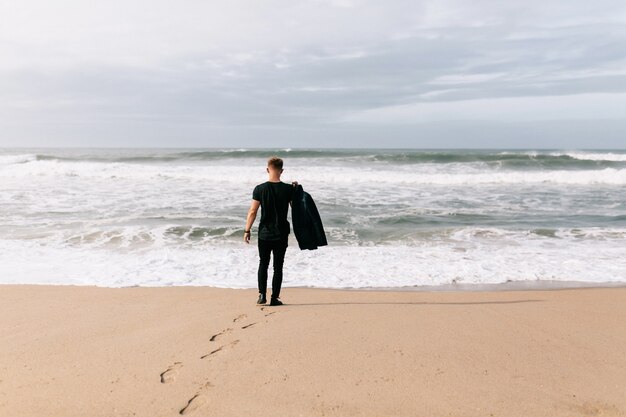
[267, 156, 284, 177]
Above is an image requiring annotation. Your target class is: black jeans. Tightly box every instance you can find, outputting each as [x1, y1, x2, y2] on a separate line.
[258, 236, 288, 299]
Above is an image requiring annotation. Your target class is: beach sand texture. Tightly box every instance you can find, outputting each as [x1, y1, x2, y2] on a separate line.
[1, 285, 625, 417]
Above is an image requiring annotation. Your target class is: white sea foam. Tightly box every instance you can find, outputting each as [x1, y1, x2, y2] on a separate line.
[1, 229, 625, 288]
[553, 151, 626, 162]
[0, 153, 38, 165]
[2, 158, 626, 185]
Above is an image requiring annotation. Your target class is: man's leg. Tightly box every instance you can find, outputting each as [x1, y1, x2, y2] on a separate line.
[258, 239, 272, 298]
[270, 236, 288, 300]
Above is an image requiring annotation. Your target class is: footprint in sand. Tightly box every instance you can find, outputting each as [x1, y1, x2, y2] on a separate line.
[160, 362, 183, 384]
[260, 306, 282, 317]
[200, 340, 240, 359]
[241, 322, 258, 329]
[179, 382, 212, 415]
[233, 314, 247, 323]
[209, 327, 232, 342]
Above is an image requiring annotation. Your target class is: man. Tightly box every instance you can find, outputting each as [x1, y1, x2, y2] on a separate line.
[244, 156, 297, 306]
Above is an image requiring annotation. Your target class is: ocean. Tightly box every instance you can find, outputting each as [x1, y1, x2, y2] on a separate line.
[1, 148, 625, 289]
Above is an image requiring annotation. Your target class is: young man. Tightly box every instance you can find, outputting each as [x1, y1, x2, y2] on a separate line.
[244, 157, 297, 306]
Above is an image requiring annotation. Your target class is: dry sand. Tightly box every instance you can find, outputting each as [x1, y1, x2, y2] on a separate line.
[1, 285, 625, 417]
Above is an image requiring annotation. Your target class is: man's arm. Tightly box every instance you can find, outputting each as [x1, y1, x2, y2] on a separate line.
[244, 199, 261, 244]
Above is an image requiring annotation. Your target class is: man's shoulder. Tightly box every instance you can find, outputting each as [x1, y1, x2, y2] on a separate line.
[254, 181, 293, 193]
[254, 181, 271, 190]
[279, 182, 295, 196]
[260, 181, 291, 189]
[252, 182, 268, 200]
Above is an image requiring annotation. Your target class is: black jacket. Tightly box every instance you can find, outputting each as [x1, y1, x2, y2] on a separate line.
[291, 185, 328, 250]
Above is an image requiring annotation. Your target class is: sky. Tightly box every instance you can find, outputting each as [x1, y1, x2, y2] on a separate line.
[1, 0, 625, 148]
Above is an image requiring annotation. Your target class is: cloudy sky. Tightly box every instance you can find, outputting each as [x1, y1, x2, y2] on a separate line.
[1, 0, 625, 148]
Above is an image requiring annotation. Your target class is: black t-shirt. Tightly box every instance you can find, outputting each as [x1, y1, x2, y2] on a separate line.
[252, 181, 295, 236]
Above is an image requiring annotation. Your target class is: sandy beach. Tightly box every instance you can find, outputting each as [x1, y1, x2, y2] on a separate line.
[1, 285, 625, 417]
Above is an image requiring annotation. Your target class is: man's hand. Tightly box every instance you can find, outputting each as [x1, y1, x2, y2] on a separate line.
[244, 231, 251, 244]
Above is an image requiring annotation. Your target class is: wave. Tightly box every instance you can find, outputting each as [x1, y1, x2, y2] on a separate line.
[365, 150, 626, 168]
[1, 149, 356, 164]
[7, 218, 626, 249]
[2, 149, 626, 167]
[2, 158, 626, 185]
[0, 153, 38, 165]
[553, 152, 626, 162]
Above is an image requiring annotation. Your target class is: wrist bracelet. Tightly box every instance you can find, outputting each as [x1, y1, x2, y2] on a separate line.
[244, 230, 251, 234]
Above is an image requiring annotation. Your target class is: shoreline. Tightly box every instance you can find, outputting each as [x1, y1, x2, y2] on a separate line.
[3, 279, 626, 292]
[350, 279, 626, 292]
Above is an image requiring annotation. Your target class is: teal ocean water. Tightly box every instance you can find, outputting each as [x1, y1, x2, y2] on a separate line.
[1, 148, 625, 288]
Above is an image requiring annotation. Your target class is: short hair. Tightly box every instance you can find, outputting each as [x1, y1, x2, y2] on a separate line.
[267, 156, 283, 170]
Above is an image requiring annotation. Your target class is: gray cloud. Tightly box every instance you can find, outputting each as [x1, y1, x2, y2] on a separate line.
[1, 0, 625, 147]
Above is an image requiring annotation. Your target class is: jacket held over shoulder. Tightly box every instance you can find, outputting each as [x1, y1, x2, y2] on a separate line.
[291, 184, 328, 250]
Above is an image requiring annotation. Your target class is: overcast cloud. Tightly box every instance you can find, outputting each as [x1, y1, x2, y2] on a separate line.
[1, 0, 625, 148]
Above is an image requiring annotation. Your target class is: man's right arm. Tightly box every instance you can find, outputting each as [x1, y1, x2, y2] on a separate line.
[244, 199, 261, 244]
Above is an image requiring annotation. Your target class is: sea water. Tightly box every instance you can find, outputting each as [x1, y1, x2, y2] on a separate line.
[1, 148, 625, 288]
